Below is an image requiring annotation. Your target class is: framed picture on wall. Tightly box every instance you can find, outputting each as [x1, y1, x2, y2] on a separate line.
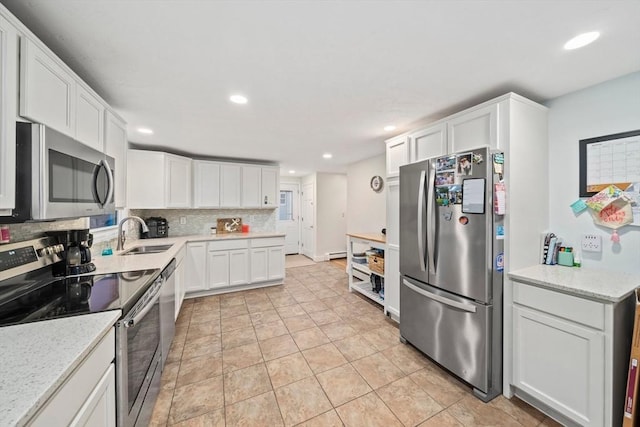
[578, 129, 640, 197]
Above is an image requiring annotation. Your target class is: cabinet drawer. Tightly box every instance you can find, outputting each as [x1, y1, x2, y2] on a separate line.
[512, 281, 605, 330]
[251, 237, 285, 248]
[208, 239, 248, 251]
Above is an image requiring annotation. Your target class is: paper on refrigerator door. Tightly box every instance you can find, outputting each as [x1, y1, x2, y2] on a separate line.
[462, 178, 485, 214]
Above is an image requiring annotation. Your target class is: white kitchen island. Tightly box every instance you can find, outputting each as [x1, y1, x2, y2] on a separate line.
[505, 265, 639, 427]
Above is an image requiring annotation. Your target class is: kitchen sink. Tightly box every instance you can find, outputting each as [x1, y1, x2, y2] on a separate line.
[120, 244, 173, 255]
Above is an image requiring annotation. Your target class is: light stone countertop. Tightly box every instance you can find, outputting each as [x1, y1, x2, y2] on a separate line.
[508, 264, 639, 303]
[93, 232, 285, 275]
[0, 310, 122, 427]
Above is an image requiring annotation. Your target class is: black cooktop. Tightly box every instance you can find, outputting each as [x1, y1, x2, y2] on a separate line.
[0, 269, 160, 327]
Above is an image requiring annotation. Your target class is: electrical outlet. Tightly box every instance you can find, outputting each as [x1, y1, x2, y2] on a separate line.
[179, 216, 187, 225]
[581, 234, 602, 252]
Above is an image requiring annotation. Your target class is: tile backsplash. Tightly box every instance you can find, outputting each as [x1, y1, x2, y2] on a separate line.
[3, 217, 90, 243]
[130, 208, 277, 237]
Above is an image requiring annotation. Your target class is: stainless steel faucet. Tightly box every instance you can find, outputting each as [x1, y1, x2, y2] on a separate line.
[116, 216, 149, 251]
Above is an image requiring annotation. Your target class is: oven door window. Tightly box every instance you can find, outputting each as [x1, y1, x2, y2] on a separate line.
[48, 149, 109, 203]
[127, 298, 160, 412]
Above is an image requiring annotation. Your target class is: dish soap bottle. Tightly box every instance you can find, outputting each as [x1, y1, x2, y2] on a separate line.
[573, 249, 581, 267]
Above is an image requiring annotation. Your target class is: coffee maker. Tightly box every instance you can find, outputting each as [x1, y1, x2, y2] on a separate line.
[47, 229, 96, 276]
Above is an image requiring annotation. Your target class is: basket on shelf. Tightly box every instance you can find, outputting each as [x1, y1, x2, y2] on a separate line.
[367, 254, 384, 275]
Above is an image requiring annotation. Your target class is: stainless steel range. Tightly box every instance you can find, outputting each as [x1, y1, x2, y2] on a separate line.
[0, 237, 163, 427]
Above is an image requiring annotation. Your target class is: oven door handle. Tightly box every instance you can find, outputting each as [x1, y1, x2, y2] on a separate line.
[123, 280, 162, 328]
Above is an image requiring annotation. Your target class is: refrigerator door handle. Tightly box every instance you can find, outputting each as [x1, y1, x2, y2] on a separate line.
[403, 279, 477, 313]
[426, 166, 436, 274]
[417, 170, 426, 272]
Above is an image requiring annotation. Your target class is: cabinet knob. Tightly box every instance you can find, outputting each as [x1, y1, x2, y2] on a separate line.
[264, 196, 268, 204]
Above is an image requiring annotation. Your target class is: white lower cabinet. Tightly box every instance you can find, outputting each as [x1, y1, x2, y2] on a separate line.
[184, 242, 207, 293]
[185, 237, 285, 297]
[30, 328, 116, 426]
[513, 305, 604, 426]
[250, 240, 285, 283]
[509, 280, 632, 427]
[229, 249, 249, 286]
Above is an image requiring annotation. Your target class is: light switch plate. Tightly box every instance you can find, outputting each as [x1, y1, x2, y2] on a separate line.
[581, 234, 602, 252]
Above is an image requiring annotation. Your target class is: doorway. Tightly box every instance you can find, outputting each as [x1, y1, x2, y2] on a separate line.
[278, 182, 300, 255]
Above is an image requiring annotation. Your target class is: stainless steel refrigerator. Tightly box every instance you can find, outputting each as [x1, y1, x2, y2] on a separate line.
[399, 146, 504, 402]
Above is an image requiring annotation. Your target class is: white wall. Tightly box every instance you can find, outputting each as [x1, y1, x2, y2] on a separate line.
[546, 71, 640, 273]
[316, 173, 347, 259]
[346, 154, 386, 234]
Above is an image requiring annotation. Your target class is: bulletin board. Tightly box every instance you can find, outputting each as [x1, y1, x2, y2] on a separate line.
[579, 129, 640, 197]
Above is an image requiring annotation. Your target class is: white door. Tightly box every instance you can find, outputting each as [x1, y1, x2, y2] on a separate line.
[301, 182, 314, 259]
[278, 183, 300, 255]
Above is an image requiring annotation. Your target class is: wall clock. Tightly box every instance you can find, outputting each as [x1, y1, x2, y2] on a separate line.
[370, 175, 384, 192]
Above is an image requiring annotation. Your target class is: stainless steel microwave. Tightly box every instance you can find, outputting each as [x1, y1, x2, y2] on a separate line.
[0, 122, 115, 223]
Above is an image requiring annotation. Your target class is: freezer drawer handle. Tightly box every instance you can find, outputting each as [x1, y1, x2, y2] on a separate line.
[403, 279, 477, 313]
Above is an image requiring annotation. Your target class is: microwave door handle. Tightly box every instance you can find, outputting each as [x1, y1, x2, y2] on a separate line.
[417, 170, 426, 272]
[426, 165, 436, 274]
[403, 279, 476, 313]
[93, 163, 104, 207]
[103, 159, 115, 207]
[123, 281, 162, 328]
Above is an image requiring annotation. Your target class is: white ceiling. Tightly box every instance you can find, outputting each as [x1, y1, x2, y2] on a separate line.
[2, 0, 639, 176]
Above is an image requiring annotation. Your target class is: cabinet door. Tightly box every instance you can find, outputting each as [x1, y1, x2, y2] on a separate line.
[250, 248, 268, 283]
[193, 161, 220, 208]
[104, 111, 127, 208]
[385, 135, 408, 178]
[0, 16, 17, 213]
[229, 249, 249, 286]
[75, 84, 105, 151]
[261, 167, 279, 207]
[409, 123, 446, 162]
[20, 37, 76, 136]
[242, 165, 261, 207]
[267, 246, 284, 281]
[447, 103, 498, 153]
[513, 305, 604, 426]
[185, 243, 208, 293]
[220, 164, 241, 207]
[208, 250, 229, 289]
[166, 154, 192, 208]
[126, 150, 165, 208]
[69, 363, 116, 427]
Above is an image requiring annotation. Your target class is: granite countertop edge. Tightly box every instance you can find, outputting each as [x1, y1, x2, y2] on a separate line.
[508, 264, 639, 303]
[0, 310, 122, 426]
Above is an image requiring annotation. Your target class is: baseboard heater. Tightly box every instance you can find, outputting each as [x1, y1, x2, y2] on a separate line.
[326, 251, 347, 260]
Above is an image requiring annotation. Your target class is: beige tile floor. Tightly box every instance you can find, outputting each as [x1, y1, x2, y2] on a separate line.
[150, 262, 562, 427]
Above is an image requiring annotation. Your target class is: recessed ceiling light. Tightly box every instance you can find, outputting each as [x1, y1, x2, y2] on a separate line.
[323, 153, 332, 159]
[230, 94, 248, 104]
[137, 127, 153, 135]
[564, 31, 600, 50]
[384, 125, 396, 132]
[288, 170, 296, 174]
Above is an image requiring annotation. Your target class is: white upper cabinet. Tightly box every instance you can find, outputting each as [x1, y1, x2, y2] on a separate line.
[0, 15, 17, 214]
[20, 37, 75, 137]
[127, 150, 191, 208]
[447, 102, 498, 153]
[104, 110, 127, 208]
[261, 167, 278, 208]
[409, 123, 447, 162]
[75, 84, 105, 152]
[220, 164, 241, 207]
[241, 165, 262, 207]
[193, 161, 221, 208]
[166, 154, 192, 208]
[385, 134, 409, 177]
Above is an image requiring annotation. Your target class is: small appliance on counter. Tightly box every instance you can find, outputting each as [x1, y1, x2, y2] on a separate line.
[142, 217, 169, 238]
[47, 229, 96, 276]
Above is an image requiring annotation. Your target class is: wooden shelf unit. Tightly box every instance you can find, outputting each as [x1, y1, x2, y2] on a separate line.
[346, 233, 386, 313]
